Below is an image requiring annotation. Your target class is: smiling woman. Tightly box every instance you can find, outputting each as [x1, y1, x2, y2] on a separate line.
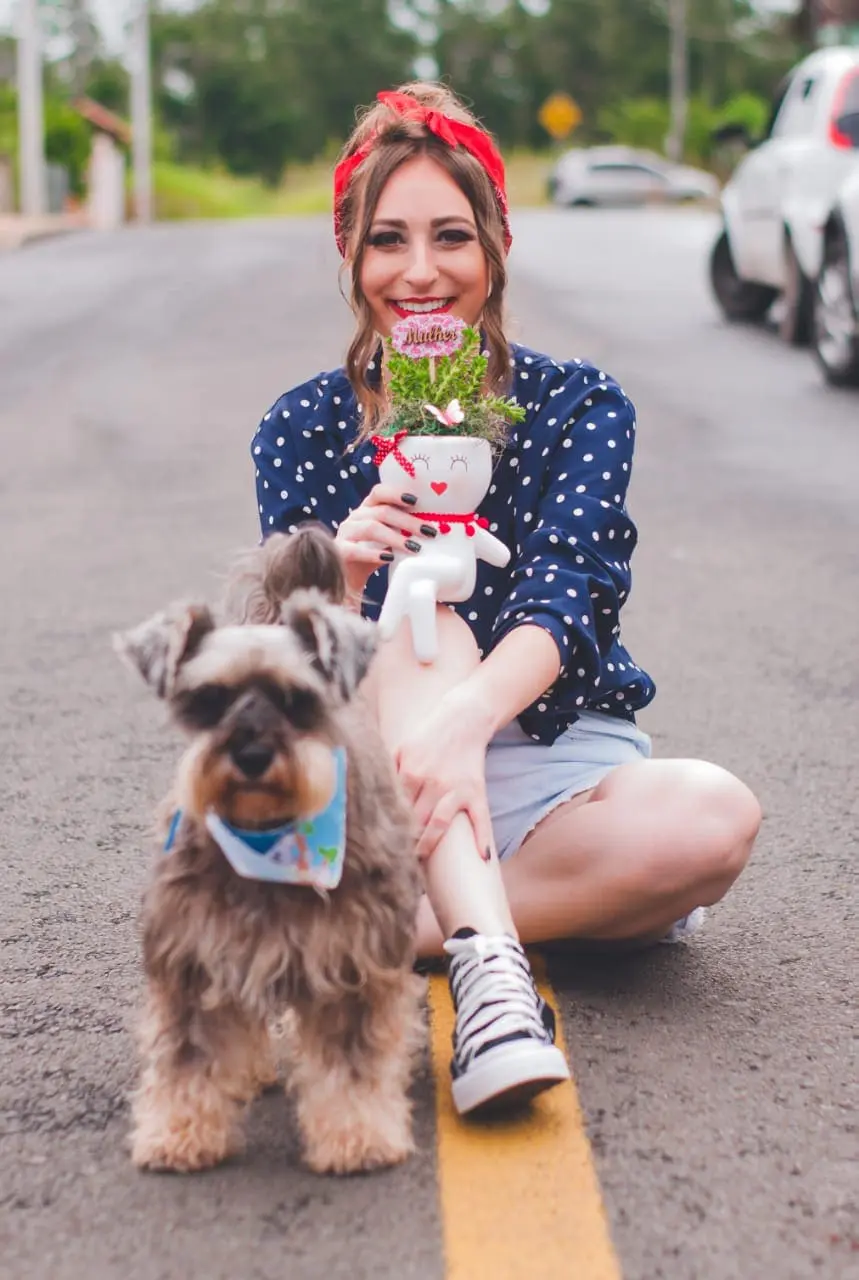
[250, 81, 761, 1121]
[361, 166, 490, 328]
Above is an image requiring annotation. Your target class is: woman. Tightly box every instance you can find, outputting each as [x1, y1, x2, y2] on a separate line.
[252, 84, 762, 1117]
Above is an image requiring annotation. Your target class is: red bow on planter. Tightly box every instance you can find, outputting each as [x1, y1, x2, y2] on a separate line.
[370, 431, 416, 478]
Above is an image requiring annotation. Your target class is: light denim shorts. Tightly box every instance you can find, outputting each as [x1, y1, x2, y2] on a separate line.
[485, 710, 652, 862]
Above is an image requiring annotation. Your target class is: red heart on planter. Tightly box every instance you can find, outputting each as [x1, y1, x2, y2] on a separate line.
[431, 481, 448, 495]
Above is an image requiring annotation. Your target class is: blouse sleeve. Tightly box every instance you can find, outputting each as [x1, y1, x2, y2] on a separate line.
[489, 366, 640, 738]
[252, 392, 317, 539]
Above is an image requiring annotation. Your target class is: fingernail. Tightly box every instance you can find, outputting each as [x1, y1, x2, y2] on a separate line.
[483, 846, 493, 863]
[401, 493, 418, 506]
[380, 551, 394, 562]
[420, 524, 438, 538]
[405, 539, 421, 553]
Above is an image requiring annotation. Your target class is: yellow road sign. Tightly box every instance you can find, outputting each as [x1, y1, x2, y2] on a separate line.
[539, 92, 582, 141]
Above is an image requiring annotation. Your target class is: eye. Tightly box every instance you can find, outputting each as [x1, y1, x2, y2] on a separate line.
[437, 228, 475, 245]
[410, 453, 430, 469]
[264, 683, 322, 731]
[449, 455, 469, 471]
[367, 230, 403, 248]
[178, 683, 236, 729]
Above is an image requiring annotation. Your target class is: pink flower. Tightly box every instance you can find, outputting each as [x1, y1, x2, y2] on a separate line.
[391, 313, 466, 359]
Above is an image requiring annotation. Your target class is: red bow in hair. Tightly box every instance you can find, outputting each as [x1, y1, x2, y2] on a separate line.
[333, 91, 512, 257]
[370, 431, 416, 478]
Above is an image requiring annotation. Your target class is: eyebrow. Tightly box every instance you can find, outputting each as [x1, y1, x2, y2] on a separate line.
[369, 216, 476, 229]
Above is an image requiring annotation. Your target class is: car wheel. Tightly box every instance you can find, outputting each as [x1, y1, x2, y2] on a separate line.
[778, 236, 813, 346]
[569, 197, 595, 208]
[813, 226, 859, 387]
[709, 230, 777, 322]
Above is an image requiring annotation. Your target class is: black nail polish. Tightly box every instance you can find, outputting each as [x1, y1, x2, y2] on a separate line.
[401, 493, 418, 506]
[380, 551, 394, 562]
[483, 846, 493, 863]
[420, 524, 438, 538]
[405, 539, 421, 553]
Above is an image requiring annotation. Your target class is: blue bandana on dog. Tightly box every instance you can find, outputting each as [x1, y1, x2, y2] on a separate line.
[164, 748, 348, 890]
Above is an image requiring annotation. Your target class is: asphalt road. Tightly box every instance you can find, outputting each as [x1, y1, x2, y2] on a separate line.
[1, 208, 856, 1280]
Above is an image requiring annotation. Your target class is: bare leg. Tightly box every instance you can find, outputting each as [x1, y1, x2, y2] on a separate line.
[365, 605, 514, 940]
[415, 757, 761, 957]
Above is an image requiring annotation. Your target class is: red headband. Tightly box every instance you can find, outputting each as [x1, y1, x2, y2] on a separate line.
[333, 90, 512, 257]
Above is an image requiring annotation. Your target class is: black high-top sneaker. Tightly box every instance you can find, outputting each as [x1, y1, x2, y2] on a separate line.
[444, 928, 570, 1116]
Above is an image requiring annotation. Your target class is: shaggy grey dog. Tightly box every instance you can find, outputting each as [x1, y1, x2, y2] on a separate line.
[115, 528, 422, 1176]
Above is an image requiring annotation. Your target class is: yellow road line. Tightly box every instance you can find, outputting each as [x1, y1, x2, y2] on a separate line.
[428, 958, 621, 1280]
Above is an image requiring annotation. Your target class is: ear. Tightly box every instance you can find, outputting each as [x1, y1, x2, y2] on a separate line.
[281, 589, 378, 700]
[113, 603, 215, 699]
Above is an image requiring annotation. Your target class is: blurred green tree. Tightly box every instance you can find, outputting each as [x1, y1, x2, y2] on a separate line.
[152, 0, 418, 183]
[431, 0, 800, 152]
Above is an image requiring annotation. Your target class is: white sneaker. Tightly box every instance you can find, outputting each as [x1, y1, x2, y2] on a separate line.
[444, 929, 570, 1116]
[660, 907, 707, 944]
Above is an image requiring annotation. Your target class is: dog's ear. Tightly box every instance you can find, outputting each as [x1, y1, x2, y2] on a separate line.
[224, 524, 346, 624]
[113, 603, 215, 698]
[282, 590, 377, 700]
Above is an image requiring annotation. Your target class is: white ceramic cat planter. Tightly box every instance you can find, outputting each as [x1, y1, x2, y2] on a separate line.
[375, 432, 510, 663]
[369, 315, 522, 664]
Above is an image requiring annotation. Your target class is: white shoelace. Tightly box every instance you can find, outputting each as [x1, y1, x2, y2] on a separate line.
[444, 933, 550, 1068]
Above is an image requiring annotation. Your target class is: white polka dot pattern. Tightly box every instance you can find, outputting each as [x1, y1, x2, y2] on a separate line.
[251, 343, 655, 742]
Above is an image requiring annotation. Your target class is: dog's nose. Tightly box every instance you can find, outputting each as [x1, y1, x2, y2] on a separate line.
[230, 742, 274, 779]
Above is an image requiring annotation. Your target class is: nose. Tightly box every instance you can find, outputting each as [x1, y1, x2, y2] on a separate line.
[229, 741, 274, 779]
[403, 235, 440, 291]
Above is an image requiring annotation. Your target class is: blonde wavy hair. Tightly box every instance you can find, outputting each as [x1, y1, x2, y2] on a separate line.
[336, 82, 511, 434]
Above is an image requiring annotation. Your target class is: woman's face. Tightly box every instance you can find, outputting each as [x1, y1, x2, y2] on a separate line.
[358, 155, 490, 337]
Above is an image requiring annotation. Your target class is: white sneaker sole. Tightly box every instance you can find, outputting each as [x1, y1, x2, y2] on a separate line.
[451, 1041, 571, 1117]
[660, 906, 707, 944]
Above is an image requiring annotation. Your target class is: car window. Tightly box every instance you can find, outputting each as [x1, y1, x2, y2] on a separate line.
[771, 73, 818, 139]
[588, 163, 666, 181]
[831, 68, 859, 148]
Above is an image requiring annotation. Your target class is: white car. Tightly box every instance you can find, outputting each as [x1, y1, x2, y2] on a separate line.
[548, 146, 719, 207]
[709, 46, 859, 345]
[813, 167, 859, 385]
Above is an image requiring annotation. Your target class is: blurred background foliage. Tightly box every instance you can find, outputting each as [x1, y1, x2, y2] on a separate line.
[0, 0, 807, 215]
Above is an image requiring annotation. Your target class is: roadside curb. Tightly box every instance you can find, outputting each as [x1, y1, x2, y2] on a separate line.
[0, 215, 87, 252]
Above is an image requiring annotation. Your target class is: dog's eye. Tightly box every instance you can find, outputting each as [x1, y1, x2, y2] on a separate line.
[179, 684, 236, 728]
[268, 684, 321, 730]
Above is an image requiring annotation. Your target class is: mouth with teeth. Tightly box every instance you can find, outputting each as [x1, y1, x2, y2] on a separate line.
[389, 297, 454, 319]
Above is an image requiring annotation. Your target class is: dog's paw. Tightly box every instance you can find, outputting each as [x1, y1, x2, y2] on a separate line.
[131, 1126, 238, 1173]
[131, 1109, 241, 1173]
[303, 1119, 414, 1176]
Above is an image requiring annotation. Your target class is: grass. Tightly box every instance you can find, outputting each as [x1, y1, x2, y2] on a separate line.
[153, 158, 333, 221]
[154, 149, 555, 221]
[504, 149, 554, 208]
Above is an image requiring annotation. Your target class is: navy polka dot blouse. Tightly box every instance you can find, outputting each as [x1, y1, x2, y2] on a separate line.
[252, 343, 655, 744]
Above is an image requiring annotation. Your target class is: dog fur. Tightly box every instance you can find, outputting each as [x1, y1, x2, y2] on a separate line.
[115, 527, 422, 1176]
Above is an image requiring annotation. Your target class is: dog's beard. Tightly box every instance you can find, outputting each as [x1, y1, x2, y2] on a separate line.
[177, 736, 338, 829]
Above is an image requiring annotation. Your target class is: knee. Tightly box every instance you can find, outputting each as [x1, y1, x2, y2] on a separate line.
[676, 763, 761, 891]
[641, 762, 761, 899]
[373, 605, 479, 678]
[361, 606, 481, 737]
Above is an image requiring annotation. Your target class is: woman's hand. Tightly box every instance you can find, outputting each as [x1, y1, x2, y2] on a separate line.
[334, 484, 436, 601]
[393, 686, 496, 863]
